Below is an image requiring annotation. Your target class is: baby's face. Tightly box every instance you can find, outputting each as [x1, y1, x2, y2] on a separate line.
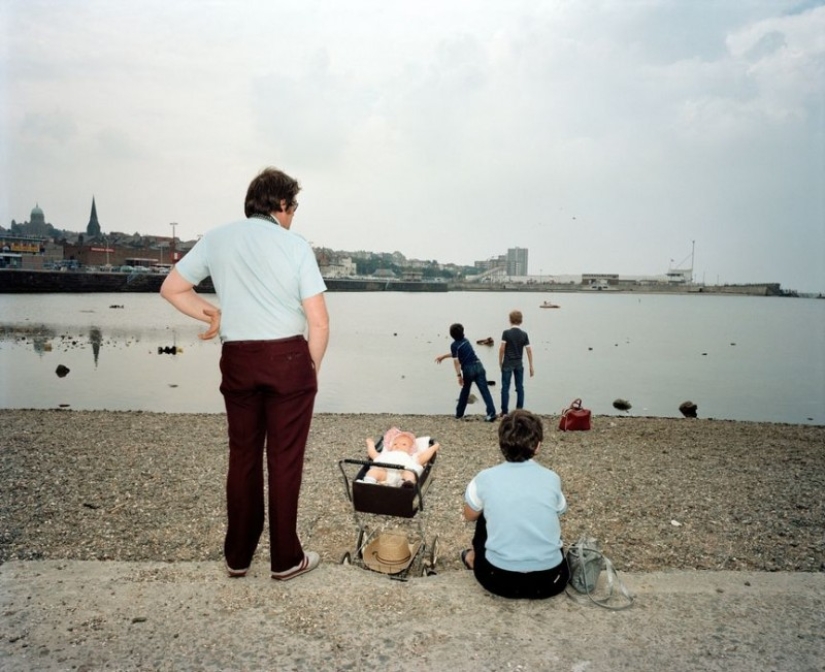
[392, 435, 415, 454]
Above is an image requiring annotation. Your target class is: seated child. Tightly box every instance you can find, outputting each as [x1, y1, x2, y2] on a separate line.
[362, 427, 440, 488]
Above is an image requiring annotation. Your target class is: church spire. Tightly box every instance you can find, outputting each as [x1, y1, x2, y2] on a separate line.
[86, 197, 101, 238]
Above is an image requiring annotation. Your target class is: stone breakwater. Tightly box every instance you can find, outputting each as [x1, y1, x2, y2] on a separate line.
[1, 410, 823, 573]
[0, 270, 447, 293]
[1, 269, 791, 295]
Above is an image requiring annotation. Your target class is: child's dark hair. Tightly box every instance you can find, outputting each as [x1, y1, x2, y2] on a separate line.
[449, 323, 465, 340]
[498, 410, 543, 462]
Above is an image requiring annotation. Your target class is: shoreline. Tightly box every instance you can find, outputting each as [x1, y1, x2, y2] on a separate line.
[0, 268, 804, 296]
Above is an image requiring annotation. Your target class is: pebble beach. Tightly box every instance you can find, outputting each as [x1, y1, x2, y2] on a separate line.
[2, 409, 823, 573]
[2, 409, 825, 671]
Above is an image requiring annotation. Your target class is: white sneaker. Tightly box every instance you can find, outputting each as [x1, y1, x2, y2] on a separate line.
[271, 552, 320, 581]
[225, 560, 249, 578]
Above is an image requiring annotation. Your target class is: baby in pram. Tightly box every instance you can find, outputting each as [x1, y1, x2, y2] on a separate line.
[362, 428, 440, 488]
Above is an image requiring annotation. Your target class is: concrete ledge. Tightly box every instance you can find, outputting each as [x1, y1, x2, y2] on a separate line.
[1, 561, 823, 671]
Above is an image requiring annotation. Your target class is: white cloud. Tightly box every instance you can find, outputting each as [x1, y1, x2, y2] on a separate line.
[1, 0, 823, 291]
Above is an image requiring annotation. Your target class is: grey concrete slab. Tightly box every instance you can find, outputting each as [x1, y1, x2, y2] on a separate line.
[1, 561, 823, 671]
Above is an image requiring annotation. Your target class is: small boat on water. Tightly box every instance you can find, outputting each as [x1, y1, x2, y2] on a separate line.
[476, 337, 495, 346]
[540, 300, 560, 309]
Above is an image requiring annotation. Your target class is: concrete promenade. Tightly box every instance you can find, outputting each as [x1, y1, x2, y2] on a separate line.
[1, 560, 823, 671]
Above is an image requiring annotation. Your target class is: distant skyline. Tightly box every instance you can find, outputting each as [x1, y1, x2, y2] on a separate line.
[2, 1, 823, 292]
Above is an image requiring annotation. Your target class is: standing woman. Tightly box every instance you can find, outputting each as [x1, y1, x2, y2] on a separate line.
[460, 410, 570, 598]
[160, 167, 329, 581]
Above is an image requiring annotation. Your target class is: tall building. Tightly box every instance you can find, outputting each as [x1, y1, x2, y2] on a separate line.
[86, 197, 101, 238]
[506, 247, 528, 276]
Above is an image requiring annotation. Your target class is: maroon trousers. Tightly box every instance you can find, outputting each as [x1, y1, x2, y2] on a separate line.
[219, 336, 317, 573]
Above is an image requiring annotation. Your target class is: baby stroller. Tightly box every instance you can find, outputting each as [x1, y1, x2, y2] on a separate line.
[338, 432, 439, 579]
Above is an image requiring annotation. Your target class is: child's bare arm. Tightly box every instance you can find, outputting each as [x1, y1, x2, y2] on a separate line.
[416, 441, 440, 464]
[366, 438, 379, 461]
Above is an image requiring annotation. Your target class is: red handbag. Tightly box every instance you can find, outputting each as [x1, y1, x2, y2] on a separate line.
[559, 398, 591, 431]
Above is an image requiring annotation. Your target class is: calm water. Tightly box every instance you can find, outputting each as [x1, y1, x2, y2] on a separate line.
[0, 292, 823, 424]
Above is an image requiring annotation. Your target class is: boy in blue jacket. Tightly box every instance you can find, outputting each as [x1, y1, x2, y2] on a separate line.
[435, 323, 497, 421]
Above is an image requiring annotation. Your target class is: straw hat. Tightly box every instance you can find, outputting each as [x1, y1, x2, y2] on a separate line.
[362, 533, 419, 575]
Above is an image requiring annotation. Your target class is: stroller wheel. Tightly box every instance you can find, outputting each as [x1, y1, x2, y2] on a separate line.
[340, 552, 352, 565]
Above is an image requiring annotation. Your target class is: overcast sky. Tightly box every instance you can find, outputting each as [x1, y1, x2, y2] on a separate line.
[2, 0, 823, 291]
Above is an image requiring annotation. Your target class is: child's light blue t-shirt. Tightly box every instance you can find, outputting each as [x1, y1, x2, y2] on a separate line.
[465, 460, 567, 572]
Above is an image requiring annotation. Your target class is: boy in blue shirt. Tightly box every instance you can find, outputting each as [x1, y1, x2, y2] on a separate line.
[435, 323, 497, 421]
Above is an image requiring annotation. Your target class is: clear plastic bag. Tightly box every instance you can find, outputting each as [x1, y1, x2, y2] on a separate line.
[566, 536, 603, 594]
[566, 535, 634, 610]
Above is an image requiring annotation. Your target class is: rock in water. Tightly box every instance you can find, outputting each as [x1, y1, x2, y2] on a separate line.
[613, 398, 632, 412]
[679, 401, 698, 418]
